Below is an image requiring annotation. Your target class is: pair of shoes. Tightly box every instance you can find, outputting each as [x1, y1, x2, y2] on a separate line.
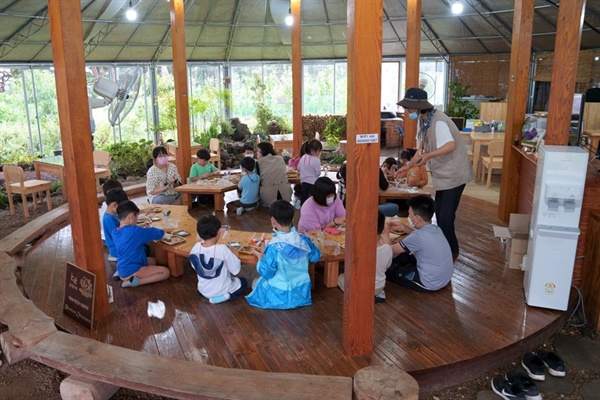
[108, 255, 117, 262]
[121, 276, 140, 288]
[209, 293, 231, 304]
[375, 290, 386, 304]
[522, 353, 546, 381]
[112, 270, 120, 281]
[505, 372, 541, 400]
[491, 376, 526, 400]
[537, 349, 566, 377]
[236, 207, 244, 216]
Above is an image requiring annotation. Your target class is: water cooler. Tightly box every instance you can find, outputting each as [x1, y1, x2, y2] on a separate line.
[523, 145, 588, 311]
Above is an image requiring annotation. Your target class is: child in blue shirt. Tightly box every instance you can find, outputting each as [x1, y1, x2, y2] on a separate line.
[103, 188, 128, 278]
[246, 200, 321, 310]
[113, 201, 170, 288]
[226, 157, 260, 216]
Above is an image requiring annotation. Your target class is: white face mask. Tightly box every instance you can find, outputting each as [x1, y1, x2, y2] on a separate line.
[408, 216, 415, 229]
[326, 196, 335, 206]
[244, 153, 254, 158]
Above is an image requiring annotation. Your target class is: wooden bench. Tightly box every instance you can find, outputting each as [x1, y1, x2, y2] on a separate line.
[0, 252, 353, 400]
[96, 182, 147, 205]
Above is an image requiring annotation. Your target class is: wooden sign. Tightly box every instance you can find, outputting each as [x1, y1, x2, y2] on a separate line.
[63, 262, 96, 329]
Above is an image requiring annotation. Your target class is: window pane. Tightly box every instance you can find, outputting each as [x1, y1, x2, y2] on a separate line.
[334, 62, 347, 115]
[304, 64, 334, 115]
[381, 62, 399, 111]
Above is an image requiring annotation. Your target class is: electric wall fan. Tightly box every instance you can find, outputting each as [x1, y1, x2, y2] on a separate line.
[89, 66, 142, 127]
[418, 72, 436, 99]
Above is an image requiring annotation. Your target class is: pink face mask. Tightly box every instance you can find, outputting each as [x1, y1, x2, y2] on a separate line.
[157, 156, 169, 166]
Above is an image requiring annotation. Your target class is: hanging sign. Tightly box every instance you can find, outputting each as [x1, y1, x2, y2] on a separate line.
[356, 133, 379, 144]
[63, 262, 96, 330]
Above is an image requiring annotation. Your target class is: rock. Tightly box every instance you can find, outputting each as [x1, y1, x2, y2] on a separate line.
[232, 123, 250, 141]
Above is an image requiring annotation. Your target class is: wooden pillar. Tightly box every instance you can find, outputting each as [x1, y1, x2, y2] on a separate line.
[498, 0, 535, 222]
[402, 0, 421, 150]
[170, 0, 192, 184]
[343, 0, 383, 356]
[291, 0, 303, 157]
[545, 0, 586, 145]
[48, 0, 108, 321]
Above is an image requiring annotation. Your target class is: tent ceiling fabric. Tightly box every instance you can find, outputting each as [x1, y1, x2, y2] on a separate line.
[0, 0, 599, 63]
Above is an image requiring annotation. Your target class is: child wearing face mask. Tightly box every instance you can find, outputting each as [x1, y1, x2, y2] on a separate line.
[241, 143, 255, 159]
[246, 200, 321, 309]
[146, 146, 182, 205]
[297, 138, 323, 205]
[382, 195, 453, 292]
[298, 176, 346, 232]
[226, 157, 260, 216]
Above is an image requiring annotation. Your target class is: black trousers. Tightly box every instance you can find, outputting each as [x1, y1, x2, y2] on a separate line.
[434, 184, 465, 254]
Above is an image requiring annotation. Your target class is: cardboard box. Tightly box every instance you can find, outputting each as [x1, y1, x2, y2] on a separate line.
[493, 214, 530, 269]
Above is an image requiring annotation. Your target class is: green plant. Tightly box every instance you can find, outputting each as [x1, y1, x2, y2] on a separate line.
[250, 74, 291, 137]
[322, 116, 346, 146]
[330, 153, 346, 165]
[445, 81, 479, 119]
[102, 139, 153, 177]
[0, 190, 7, 210]
[50, 181, 62, 193]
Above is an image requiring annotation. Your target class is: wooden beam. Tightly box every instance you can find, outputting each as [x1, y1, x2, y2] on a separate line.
[498, 0, 535, 222]
[170, 0, 192, 185]
[48, 0, 108, 321]
[343, 0, 383, 356]
[545, 0, 586, 145]
[402, 0, 421, 150]
[291, 0, 303, 157]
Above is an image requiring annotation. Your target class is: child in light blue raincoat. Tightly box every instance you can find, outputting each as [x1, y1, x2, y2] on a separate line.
[246, 200, 321, 309]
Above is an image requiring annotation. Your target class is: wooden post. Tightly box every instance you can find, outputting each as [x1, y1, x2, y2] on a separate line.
[343, 0, 382, 356]
[48, 0, 108, 321]
[402, 0, 422, 150]
[170, 0, 192, 187]
[545, 0, 586, 145]
[291, 0, 303, 157]
[498, 0, 535, 222]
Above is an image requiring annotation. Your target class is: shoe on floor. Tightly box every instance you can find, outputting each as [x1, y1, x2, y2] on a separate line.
[121, 276, 140, 288]
[491, 376, 526, 400]
[506, 372, 541, 400]
[236, 207, 244, 216]
[244, 206, 256, 212]
[522, 353, 546, 381]
[375, 290, 386, 303]
[112, 270, 120, 281]
[537, 349, 566, 377]
[108, 255, 117, 262]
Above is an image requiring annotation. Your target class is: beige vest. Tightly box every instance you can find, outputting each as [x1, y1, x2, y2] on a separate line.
[421, 111, 475, 191]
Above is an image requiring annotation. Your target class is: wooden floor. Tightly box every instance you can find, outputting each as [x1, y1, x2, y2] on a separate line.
[21, 194, 568, 392]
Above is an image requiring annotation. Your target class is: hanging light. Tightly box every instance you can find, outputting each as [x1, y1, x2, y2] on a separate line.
[126, 0, 137, 21]
[285, 7, 293, 26]
[451, 1, 464, 15]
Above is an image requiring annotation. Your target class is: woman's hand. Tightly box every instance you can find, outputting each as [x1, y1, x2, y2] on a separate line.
[395, 165, 409, 179]
[412, 152, 428, 167]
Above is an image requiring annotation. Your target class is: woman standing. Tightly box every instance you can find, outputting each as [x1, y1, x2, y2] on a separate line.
[396, 88, 474, 261]
[146, 146, 182, 205]
[255, 142, 292, 206]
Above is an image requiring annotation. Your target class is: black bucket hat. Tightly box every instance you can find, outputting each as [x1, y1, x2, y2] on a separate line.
[397, 87, 433, 110]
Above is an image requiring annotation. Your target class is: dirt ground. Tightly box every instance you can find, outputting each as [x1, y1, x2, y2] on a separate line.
[0, 172, 597, 399]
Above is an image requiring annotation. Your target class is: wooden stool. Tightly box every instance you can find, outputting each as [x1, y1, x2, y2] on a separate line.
[353, 366, 419, 400]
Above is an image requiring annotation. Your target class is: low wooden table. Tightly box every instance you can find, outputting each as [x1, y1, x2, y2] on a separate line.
[270, 134, 294, 154]
[378, 184, 430, 204]
[175, 179, 238, 211]
[470, 131, 505, 173]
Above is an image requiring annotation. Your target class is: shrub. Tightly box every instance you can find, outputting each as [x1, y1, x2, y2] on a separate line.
[0, 191, 7, 210]
[322, 116, 346, 146]
[102, 139, 153, 177]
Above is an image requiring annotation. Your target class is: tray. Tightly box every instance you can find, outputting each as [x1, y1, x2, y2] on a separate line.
[238, 245, 259, 255]
[173, 230, 190, 237]
[160, 235, 186, 246]
[137, 217, 152, 226]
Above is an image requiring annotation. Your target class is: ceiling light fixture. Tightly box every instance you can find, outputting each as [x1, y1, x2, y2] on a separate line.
[126, 0, 137, 21]
[285, 7, 293, 26]
[451, 1, 464, 15]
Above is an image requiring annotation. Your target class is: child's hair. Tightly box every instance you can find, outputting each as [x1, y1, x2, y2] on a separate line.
[146, 158, 154, 169]
[306, 139, 323, 155]
[336, 163, 347, 181]
[269, 200, 295, 227]
[117, 200, 140, 221]
[102, 179, 123, 196]
[400, 148, 418, 161]
[242, 143, 254, 153]
[197, 148, 211, 161]
[311, 176, 337, 206]
[377, 210, 385, 235]
[152, 146, 168, 159]
[240, 157, 256, 172]
[300, 141, 309, 157]
[196, 214, 222, 240]
[407, 195, 435, 222]
[382, 157, 398, 168]
[257, 142, 277, 157]
[106, 188, 128, 206]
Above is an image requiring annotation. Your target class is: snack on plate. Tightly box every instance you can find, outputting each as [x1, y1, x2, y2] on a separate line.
[160, 235, 185, 245]
[150, 216, 161, 222]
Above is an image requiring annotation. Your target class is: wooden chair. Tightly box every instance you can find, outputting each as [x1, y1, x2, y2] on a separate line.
[209, 138, 221, 169]
[479, 140, 504, 188]
[93, 150, 112, 192]
[3, 165, 52, 218]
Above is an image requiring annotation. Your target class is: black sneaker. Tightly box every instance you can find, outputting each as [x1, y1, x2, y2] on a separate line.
[506, 372, 541, 400]
[491, 376, 526, 400]
[522, 353, 546, 381]
[537, 349, 566, 377]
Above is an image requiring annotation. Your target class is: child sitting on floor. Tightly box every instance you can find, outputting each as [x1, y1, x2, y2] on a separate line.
[338, 210, 392, 303]
[246, 200, 321, 309]
[383, 195, 453, 292]
[103, 188, 129, 271]
[188, 215, 248, 304]
[226, 157, 260, 216]
[381, 157, 398, 180]
[113, 201, 170, 288]
[99, 179, 124, 245]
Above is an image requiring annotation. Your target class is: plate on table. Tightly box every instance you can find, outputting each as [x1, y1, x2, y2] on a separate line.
[150, 216, 161, 222]
[173, 230, 190, 237]
[137, 217, 152, 226]
[160, 235, 186, 245]
[151, 206, 162, 213]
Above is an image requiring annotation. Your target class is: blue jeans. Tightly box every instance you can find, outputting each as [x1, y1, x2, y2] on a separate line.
[378, 203, 399, 217]
[151, 193, 181, 205]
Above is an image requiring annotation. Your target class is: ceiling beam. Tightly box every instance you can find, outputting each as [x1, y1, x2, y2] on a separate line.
[151, 0, 195, 64]
[113, 0, 161, 60]
[543, 0, 600, 37]
[192, 0, 218, 59]
[0, 6, 48, 61]
[225, 0, 244, 63]
[463, 0, 513, 50]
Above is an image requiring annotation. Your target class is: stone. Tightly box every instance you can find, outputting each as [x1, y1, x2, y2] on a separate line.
[554, 335, 600, 370]
[536, 374, 575, 396]
[60, 376, 119, 400]
[580, 379, 600, 400]
[476, 390, 498, 400]
[232, 123, 250, 141]
[353, 366, 419, 400]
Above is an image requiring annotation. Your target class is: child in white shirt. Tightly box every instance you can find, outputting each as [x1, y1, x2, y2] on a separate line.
[297, 138, 323, 205]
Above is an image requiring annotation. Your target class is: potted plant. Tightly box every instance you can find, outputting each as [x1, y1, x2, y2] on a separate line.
[445, 81, 479, 121]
